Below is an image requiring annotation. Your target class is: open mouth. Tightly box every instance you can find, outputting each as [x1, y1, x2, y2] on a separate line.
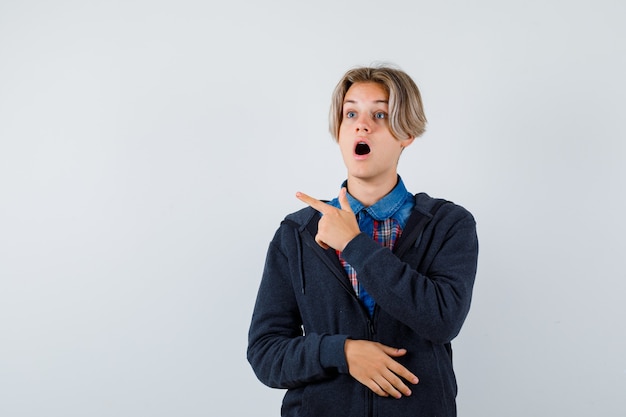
[355, 142, 371, 155]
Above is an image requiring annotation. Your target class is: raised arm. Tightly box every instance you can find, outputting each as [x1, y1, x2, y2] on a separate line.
[343, 205, 478, 344]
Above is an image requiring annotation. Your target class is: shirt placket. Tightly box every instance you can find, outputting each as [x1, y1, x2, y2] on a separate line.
[356, 210, 375, 305]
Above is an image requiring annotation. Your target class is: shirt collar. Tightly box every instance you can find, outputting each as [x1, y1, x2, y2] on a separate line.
[340, 176, 410, 221]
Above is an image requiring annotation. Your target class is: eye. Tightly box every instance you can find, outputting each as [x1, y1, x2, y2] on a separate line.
[374, 111, 387, 120]
[346, 111, 356, 118]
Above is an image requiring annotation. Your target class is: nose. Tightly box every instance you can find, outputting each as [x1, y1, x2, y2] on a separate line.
[356, 115, 370, 133]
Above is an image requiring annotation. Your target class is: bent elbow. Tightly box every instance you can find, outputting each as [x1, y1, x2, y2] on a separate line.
[422, 300, 472, 344]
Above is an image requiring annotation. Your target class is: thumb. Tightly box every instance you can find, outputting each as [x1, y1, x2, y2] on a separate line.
[383, 346, 408, 357]
[339, 187, 353, 213]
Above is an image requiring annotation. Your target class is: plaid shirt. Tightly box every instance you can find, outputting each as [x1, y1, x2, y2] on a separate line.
[329, 177, 414, 316]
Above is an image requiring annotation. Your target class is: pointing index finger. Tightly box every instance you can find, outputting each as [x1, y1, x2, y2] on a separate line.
[296, 191, 331, 214]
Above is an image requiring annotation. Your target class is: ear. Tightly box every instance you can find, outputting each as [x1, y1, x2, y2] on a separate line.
[400, 136, 416, 150]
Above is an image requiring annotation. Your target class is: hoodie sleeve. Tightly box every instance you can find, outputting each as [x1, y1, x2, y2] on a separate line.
[247, 225, 349, 389]
[341, 203, 479, 344]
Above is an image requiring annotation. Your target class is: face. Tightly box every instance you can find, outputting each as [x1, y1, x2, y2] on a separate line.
[338, 82, 414, 186]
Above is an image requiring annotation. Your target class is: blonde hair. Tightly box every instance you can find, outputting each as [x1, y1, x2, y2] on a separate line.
[329, 65, 427, 141]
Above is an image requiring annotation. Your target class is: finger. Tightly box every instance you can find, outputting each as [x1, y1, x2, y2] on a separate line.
[376, 372, 408, 399]
[388, 361, 419, 385]
[338, 187, 353, 213]
[380, 346, 419, 385]
[382, 346, 408, 357]
[296, 191, 331, 214]
[366, 379, 390, 398]
[315, 236, 329, 250]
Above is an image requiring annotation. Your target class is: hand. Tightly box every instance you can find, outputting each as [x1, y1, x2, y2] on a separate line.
[344, 339, 419, 399]
[296, 188, 360, 251]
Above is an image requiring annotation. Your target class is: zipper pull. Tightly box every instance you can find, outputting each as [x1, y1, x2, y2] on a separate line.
[368, 320, 376, 336]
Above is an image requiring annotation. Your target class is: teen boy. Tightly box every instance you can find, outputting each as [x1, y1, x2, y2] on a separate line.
[247, 65, 478, 416]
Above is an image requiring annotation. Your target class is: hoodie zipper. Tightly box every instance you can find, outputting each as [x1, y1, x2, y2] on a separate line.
[365, 305, 379, 417]
[298, 218, 379, 416]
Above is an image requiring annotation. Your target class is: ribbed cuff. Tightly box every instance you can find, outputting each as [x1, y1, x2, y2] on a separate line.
[319, 334, 349, 374]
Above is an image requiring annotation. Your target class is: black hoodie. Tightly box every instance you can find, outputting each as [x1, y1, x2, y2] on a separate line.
[248, 192, 479, 417]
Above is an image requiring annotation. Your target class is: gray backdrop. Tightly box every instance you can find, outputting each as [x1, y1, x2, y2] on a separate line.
[1, 1, 625, 416]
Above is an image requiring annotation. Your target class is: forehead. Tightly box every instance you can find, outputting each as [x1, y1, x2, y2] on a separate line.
[343, 82, 389, 104]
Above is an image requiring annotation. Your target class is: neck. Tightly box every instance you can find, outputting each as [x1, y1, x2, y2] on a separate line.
[346, 174, 398, 207]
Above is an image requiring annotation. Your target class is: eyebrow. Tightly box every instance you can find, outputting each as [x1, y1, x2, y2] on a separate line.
[343, 99, 389, 104]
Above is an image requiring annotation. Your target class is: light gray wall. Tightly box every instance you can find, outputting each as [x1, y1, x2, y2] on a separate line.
[1, 1, 624, 416]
